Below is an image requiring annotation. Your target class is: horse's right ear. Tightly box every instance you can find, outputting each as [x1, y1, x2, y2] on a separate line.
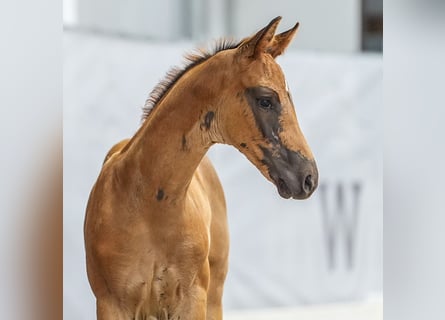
[267, 22, 300, 58]
[237, 16, 282, 59]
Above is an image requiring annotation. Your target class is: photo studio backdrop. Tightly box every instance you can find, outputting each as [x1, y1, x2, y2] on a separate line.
[64, 0, 382, 318]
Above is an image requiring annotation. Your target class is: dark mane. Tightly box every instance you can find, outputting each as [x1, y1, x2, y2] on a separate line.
[142, 38, 241, 121]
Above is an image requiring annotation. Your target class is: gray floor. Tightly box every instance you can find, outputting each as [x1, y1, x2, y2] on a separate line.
[64, 31, 382, 319]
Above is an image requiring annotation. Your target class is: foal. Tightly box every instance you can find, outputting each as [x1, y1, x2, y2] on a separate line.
[85, 16, 318, 320]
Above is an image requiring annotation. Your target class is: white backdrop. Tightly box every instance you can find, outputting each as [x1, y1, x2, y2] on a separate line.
[65, 0, 362, 52]
[63, 31, 382, 318]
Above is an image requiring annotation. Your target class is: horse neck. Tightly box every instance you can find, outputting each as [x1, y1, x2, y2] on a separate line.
[120, 60, 227, 202]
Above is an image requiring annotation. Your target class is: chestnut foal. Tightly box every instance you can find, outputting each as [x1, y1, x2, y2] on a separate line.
[85, 16, 318, 320]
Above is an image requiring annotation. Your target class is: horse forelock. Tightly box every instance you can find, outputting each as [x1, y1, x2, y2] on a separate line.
[141, 38, 241, 122]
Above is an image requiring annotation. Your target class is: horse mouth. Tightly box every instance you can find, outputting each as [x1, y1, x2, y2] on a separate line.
[271, 174, 295, 199]
[275, 177, 292, 199]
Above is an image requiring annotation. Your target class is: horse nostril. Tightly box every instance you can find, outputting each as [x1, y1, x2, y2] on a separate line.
[303, 174, 314, 193]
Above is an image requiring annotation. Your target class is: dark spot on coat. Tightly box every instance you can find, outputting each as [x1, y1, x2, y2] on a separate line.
[156, 189, 164, 201]
[181, 134, 188, 151]
[201, 111, 215, 130]
[240, 143, 247, 148]
[237, 91, 244, 102]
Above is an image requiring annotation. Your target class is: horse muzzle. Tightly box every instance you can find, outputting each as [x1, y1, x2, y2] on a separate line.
[261, 146, 318, 199]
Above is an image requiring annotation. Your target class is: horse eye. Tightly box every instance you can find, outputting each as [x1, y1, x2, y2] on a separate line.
[257, 98, 273, 109]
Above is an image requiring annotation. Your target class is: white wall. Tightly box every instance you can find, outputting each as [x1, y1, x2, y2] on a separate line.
[63, 0, 78, 26]
[229, 0, 362, 52]
[64, 0, 362, 52]
[76, 0, 186, 40]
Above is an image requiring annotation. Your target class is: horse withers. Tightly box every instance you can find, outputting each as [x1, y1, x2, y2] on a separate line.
[85, 16, 318, 320]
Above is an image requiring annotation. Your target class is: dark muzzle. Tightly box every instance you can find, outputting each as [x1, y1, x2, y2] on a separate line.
[261, 146, 318, 199]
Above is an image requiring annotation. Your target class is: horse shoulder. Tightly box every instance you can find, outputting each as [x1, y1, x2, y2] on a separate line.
[196, 156, 226, 215]
[193, 157, 229, 314]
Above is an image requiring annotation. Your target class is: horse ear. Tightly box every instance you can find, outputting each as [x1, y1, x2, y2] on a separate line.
[237, 16, 282, 59]
[267, 22, 300, 58]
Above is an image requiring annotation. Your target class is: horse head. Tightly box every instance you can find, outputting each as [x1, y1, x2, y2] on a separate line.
[215, 17, 318, 199]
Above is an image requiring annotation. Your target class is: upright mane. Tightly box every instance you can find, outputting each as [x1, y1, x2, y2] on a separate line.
[142, 38, 241, 121]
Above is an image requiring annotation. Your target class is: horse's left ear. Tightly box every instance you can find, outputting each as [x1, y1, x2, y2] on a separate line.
[267, 22, 300, 58]
[237, 16, 282, 59]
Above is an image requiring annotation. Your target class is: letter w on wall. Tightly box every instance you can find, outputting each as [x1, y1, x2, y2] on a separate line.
[319, 182, 361, 271]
